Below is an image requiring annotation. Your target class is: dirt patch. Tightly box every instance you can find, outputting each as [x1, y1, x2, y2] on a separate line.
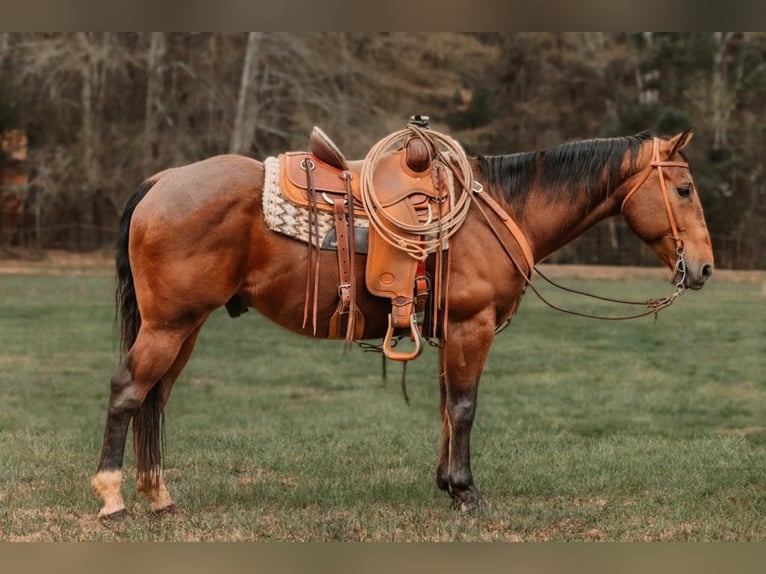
[0, 249, 112, 276]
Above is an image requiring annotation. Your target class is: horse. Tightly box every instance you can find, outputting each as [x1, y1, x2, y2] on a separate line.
[91, 127, 713, 520]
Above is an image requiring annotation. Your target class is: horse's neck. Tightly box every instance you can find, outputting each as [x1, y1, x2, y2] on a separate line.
[504, 178, 624, 263]
[472, 141, 654, 263]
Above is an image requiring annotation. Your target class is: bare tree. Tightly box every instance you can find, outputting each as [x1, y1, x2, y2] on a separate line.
[229, 32, 262, 154]
[144, 32, 166, 169]
[0, 33, 8, 64]
[710, 32, 734, 150]
[636, 32, 659, 105]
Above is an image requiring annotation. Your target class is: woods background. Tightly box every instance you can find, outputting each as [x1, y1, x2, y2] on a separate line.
[0, 32, 763, 269]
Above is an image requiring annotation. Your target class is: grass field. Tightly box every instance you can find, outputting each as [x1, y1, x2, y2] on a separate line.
[0, 257, 765, 541]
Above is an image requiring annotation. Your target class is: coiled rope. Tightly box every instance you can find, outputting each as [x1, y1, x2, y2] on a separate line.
[359, 125, 474, 261]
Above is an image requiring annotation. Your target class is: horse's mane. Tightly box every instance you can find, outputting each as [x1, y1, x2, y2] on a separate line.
[476, 132, 653, 207]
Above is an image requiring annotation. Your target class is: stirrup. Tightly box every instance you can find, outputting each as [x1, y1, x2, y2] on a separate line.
[382, 313, 423, 362]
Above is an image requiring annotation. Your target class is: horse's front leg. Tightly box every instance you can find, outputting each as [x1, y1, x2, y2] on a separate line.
[435, 313, 495, 511]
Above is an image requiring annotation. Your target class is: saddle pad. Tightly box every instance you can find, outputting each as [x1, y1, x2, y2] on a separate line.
[262, 156, 368, 247]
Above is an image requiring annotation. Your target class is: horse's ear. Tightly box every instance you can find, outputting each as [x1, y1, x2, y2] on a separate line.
[667, 128, 695, 157]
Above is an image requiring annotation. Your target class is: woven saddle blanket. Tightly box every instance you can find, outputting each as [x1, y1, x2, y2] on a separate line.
[262, 155, 370, 252]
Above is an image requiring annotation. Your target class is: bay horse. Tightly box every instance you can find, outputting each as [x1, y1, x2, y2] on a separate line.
[92, 128, 713, 520]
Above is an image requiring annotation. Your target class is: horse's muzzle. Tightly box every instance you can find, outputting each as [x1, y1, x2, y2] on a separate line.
[678, 262, 713, 290]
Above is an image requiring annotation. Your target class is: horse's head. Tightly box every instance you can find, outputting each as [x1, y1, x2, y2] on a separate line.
[620, 130, 714, 290]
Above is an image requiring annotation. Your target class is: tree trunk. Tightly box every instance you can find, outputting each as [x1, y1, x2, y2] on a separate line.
[0, 33, 8, 62]
[77, 33, 98, 188]
[207, 34, 218, 136]
[229, 32, 262, 154]
[144, 32, 166, 169]
[711, 32, 734, 152]
[636, 32, 658, 104]
[583, 33, 621, 253]
[76, 32, 102, 249]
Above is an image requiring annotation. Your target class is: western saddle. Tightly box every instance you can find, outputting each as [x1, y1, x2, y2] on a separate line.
[277, 119, 473, 361]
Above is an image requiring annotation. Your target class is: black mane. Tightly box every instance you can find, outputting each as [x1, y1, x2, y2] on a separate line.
[477, 132, 653, 207]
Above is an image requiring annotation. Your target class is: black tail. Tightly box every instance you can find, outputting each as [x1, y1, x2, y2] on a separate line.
[115, 179, 165, 491]
[116, 179, 155, 355]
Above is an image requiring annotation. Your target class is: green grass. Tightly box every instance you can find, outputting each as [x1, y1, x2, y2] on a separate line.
[0, 269, 765, 540]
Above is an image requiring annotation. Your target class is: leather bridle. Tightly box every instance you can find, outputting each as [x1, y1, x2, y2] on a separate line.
[620, 137, 689, 293]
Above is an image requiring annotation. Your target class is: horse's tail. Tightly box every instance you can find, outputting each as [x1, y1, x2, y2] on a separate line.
[115, 178, 165, 491]
[116, 179, 155, 354]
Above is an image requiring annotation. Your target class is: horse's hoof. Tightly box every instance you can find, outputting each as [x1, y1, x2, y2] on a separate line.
[151, 503, 176, 517]
[451, 496, 490, 513]
[460, 499, 490, 513]
[99, 508, 129, 523]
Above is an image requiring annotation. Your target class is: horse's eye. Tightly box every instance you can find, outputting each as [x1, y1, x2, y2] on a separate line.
[677, 186, 691, 198]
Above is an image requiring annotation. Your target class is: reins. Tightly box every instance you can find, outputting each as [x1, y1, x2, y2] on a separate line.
[475, 137, 689, 325]
[513, 257, 686, 323]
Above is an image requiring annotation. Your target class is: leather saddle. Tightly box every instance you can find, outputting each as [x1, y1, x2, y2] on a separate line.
[277, 126, 456, 361]
[280, 154, 448, 220]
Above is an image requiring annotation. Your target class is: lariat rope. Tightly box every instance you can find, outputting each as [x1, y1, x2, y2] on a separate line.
[359, 126, 474, 261]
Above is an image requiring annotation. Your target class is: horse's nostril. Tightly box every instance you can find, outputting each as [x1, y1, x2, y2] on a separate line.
[702, 264, 713, 278]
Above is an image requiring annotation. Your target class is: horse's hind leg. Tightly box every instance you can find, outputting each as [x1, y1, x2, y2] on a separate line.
[91, 358, 136, 520]
[135, 326, 203, 513]
[92, 324, 195, 520]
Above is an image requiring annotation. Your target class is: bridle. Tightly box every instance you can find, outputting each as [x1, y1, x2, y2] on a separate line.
[620, 137, 689, 298]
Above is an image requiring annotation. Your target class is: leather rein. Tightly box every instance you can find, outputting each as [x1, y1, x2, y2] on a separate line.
[473, 137, 690, 326]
